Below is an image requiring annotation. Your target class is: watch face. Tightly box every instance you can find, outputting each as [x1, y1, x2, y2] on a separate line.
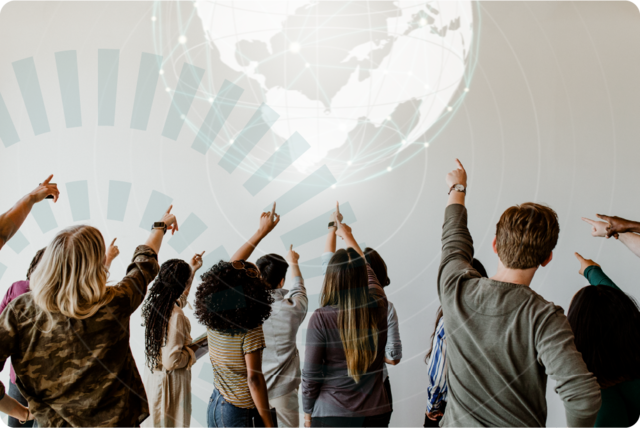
[455, 184, 465, 191]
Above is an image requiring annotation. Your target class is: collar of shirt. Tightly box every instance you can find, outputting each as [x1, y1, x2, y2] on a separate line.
[270, 288, 289, 301]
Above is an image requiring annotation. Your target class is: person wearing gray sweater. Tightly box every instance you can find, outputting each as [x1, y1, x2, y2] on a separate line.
[438, 159, 601, 427]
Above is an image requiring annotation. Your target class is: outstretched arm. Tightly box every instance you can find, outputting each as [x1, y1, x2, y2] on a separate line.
[596, 214, 640, 236]
[324, 201, 342, 254]
[616, 232, 640, 259]
[574, 252, 620, 290]
[335, 219, 364, 258]
[231, 202, 280, 262]
[446, 159, 466, 207]
[184, 251, 205, 297]
[0, 175, 59, 251]
[581, 216, 640, 258]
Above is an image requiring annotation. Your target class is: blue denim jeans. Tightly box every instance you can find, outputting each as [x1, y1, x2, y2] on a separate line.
[207, 388, 264, 427]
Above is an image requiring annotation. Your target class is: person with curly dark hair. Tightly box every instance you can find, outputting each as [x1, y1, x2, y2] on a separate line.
[195, 204, 280, 427]
[141, 252, 205, 428]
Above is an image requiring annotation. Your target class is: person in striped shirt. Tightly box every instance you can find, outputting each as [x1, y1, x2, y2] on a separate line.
[424, 259, 488, 427]
[194, 205, 281, 427]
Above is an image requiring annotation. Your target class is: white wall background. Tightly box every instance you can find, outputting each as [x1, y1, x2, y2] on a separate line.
[1, 2, 639, 427]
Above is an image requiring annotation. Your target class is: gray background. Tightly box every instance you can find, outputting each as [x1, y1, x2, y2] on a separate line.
[1, 2, 639, 427]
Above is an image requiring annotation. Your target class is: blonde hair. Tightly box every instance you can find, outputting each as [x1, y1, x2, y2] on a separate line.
[31, 225, 113, 324]
[321, 248, 378, 383]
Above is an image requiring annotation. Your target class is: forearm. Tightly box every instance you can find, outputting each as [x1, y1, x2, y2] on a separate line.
[248, 375, 273, 427]
[0, 194, 35, 250]
[144, 229, 165, 255]
[0, 392, 29, 421]
[290, 263, 302, 279]
[344, 235, 364, 257]
[618, 232, 640, 258]
[446, 191, 465, 207]
[231, 230, 265, 262]
[324, 227, 337, 253]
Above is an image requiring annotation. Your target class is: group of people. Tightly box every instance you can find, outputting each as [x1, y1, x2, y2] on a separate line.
[0, 163, 638, 428]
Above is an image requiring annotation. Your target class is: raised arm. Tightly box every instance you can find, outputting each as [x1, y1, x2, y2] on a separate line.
[145, 205, 178, 255]
[335, 220, 363, 258]
[231, 202, 280, 262]
[184, 251, 205, 297]
[574, 253, 620, 290]
[0, 175, 59, 251]
[104, 238, 120, 270]
[581, 216, 640, 258]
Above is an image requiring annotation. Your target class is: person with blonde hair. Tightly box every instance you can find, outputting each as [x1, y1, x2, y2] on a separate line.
[301, 215, 390, 427]
[0, 205, 179, 427]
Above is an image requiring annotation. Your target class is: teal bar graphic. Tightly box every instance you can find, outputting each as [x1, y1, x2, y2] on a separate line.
[299, 256, 325, 279]
[268, 164, 337, 216]
[139, 190, 173, 230]
[192, 79, 243, 154]
[243, 132, 311, 196]
[199, 362, 213, 384]
[0, 94, 20, 147]
[161, 63, 205, 140]
[12, 57, 50, 135]
[130, 53, 162, 130]
[168, 213, 208, 254]
[218, 104, 280, 173]
[107, 180, 132, 221]
[66, 180, 90, 221]
[98, 49, 119, 126]
[191, 393, 208, 426]
[31, 201, 58, 233]
[279, 202, 356, 249]
[201, 245, 229, 273]
[0, 263, 6, 281]
[54, 50, 82, 128]
[7, 230, 29, 254]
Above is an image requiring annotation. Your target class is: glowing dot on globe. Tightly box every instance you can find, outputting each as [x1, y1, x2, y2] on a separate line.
[387, 166, 392, 172]
[347, 161, 352, 166]
[178, 35, 187, 44]
[331, 184, 336, 189]
[229, 139, 234, 145]
[275, 146, 279, 151]
[208, 97, 214, 103]
[464, 87, 470, 92]
[159, 69, 164, 75]
[289, 42, 301, 53]
[401, 139, 407, 145]
[151, 16, 157, 22]
[420, 18, 427, 26]
[305, 62, 310, 68]
[383, 70, 389, 75]
[424, 142, 430, 147]
[447, 106, 453, 111]
[424, 84, 429, 89]
[386, 116, 392, 121]
[180, 114, 185, 119]
[165, 87, 171, 92]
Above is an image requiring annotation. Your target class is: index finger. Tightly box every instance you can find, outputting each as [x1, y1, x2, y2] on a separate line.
[289, 244, 293, 251]
[455, 158, 465, 170]
[42, 174, 53, 185]
[336, 201, 340, 214]
[574, 252, 585, 261]
[166, 204, 173, 214]
[596, 214, 610, 222]
[111, 238, 117, 246]
[199, 251, 205, 257]
[581, 217, 597, 226]
[271, 202, 276, 216]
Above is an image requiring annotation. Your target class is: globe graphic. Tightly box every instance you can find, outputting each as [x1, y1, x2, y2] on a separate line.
[194, 1, 475, 182]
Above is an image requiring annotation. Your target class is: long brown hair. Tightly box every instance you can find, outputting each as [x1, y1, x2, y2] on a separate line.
[322, 248, 378, 383]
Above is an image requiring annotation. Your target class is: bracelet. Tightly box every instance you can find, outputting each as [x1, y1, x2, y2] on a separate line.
[328, 221, 336, 229]
[19, 409, 30, 424]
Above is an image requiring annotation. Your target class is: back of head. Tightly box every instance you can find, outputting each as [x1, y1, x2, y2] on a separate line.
[26, 247, 46, 280]
[364, 247, 390, 287]
[322, 248, 378, 383]
[568, 285, 640, 387]
[141, 259, 192, 369]
[30, 225, 111, 321]
[496, 203, 559, 269]
[256, 253, 288, 290]
[195, 260, 274, 335]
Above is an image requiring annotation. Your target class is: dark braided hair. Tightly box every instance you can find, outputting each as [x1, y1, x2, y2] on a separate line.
[195, 260, 273, 336]
[141, 259, 192, 370]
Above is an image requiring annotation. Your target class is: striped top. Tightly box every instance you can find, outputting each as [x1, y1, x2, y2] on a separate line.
[426, 316, 447, 413]
[207, 325, 266, 409]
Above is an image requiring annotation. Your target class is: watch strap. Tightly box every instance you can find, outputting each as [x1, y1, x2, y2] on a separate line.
[152, 222, 167, 235]
[328, 221, 336, 229]
[448, 184, 466, 195]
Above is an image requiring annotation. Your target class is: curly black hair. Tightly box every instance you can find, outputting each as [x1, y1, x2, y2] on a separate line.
[195, 260, 273, 336]
[141, 259, 192, 370]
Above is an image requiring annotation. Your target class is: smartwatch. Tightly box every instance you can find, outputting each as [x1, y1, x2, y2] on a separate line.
[328, 221, 336, 229]
[448, 184, 466, 195]
[152, 222, 167, 235]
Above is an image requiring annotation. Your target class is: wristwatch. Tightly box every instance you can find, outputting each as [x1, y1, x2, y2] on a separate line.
[448, 184, 466, 195]
[328, 221, 336, 229]
[152, 222, 167, 235]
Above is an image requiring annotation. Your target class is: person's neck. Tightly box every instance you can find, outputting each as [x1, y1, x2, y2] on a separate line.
[490, 261, 539, 287]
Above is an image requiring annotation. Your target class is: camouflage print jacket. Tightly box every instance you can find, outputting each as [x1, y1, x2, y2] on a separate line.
[0, 245, 159, 427]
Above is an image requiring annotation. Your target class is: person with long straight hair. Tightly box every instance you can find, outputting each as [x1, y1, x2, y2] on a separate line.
[141, 252, 205, 428]
[569, 253, 640, 427]
[0, 206, 178, 426]
[302, 215, 390, 427]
